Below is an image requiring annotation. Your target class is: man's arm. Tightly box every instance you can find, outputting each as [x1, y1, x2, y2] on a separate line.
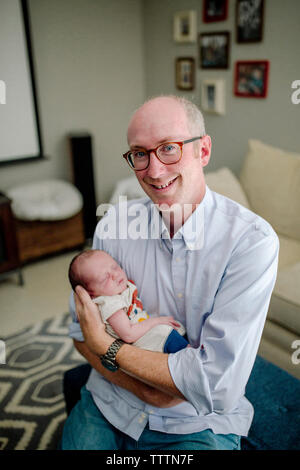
[73, 337, 185, 407]
[115, 342, 182, 398]
[74, 286, 186, 401]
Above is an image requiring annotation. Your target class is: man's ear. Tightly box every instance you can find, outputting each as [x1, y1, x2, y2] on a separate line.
[200, 135, 212, 167]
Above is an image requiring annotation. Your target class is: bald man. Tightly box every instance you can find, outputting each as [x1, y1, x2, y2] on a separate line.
[61, 96, 279, 450]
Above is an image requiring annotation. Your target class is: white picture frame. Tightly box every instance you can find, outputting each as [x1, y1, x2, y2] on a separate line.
[201, 79, 225, 115]
[173, 11, 197, 43]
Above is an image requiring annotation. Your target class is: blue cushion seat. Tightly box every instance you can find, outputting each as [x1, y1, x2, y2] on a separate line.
[242, 355, 300, 450]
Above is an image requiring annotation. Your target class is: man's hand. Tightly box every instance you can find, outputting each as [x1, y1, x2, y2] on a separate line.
[74, 285, 113, 356]
[137, 384, 184, 408]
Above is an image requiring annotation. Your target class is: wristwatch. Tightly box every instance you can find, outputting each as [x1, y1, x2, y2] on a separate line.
[100, 339, 125, 372]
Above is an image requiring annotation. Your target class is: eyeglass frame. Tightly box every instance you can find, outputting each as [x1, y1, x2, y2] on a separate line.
[122, 136, 203, 171]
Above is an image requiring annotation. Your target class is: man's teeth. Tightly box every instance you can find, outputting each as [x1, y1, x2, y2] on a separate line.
[153, 178, 176, 189]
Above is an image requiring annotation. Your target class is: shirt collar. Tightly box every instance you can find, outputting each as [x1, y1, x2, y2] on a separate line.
[150, 186, 210, 251]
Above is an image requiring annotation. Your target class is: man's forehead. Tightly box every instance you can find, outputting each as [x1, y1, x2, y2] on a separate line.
[127, 99, 189, 146]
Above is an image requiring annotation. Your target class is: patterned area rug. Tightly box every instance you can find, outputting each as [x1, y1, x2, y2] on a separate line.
[0, 312, 85, 450]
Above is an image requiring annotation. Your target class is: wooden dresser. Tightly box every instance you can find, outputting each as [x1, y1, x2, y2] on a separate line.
[15, 210, 85, 263]
[0, 193, 23, 284]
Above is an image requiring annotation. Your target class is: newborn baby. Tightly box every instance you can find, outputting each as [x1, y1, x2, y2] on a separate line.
[68, 249, 189, 353]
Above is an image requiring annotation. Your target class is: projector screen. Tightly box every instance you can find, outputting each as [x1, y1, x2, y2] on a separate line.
[0, 0, 43, 165]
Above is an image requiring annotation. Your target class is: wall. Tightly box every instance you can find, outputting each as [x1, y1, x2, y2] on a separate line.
[0, 0, 145, 203]
[1, 0, 299, 203]
[143, 0, 300, 174]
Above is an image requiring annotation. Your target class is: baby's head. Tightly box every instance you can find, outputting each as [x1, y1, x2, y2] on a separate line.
[68, 249, 128, 298]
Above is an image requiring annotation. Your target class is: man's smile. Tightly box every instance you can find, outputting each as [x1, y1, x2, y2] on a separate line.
[146, 176, 178, 191]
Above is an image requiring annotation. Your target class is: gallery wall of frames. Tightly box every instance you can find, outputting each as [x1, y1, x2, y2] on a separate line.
[174, 0, 267, 115]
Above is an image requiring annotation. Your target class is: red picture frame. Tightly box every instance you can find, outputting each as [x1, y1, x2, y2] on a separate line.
[234, 61, 269, 98]
[203, 0, 228, 23]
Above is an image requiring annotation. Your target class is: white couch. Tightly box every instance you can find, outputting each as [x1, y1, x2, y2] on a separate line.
[109, 139, 300, 379]
[207, 140, 300, 379]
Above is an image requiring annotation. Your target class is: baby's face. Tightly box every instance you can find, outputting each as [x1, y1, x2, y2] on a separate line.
[80, 251, 128, 297]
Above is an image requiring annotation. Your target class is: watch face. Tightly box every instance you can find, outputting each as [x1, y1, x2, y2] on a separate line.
[101, 357, 118, 372]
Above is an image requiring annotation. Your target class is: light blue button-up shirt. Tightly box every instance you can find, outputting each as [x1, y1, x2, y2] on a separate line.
[69, 186, 279, 440]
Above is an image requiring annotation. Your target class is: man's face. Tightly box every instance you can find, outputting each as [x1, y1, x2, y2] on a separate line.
[127, 98, 211, 213]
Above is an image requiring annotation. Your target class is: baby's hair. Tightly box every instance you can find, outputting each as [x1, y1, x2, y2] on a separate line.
[68, 249, 97, 291]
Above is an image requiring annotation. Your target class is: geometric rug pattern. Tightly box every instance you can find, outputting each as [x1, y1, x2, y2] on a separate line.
[0, 312, 86, 450]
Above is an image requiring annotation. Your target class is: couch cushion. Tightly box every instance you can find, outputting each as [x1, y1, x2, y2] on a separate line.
[205, 167, 250, 208]
[259, 330, 300, 380]
[240, 140, 300, 239]
[109, 175, 145, 205]
[277, 234, 300, 270]
[269, 262, 300, 335]
[260, 319, 300, 378]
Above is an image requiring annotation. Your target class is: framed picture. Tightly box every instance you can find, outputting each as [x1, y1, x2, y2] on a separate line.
[175, 58, 195, 91]
[173, 10, 197, 43]
[236, 0, 264, 43]
[201, 79, 225, 114]
[203, 0, 228, 23]
[199, 32, 230, 69]
[234, 61, 269, 98]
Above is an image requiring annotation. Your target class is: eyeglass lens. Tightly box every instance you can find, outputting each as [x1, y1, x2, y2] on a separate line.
[128, 143, 181, 170]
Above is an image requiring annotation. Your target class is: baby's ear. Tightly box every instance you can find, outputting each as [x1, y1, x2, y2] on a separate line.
[86, 288, 94, 298]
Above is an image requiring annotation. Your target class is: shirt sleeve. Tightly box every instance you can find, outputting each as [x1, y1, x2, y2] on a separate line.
[168, 227, 279, 415]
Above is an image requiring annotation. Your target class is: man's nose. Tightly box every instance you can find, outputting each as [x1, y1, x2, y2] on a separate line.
[145, 150, 166, 178]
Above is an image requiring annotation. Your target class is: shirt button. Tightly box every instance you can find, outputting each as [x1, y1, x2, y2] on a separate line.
[177, 293, 183, 298]
[138, 412, 146, 423]
[175, 257, 181, 262]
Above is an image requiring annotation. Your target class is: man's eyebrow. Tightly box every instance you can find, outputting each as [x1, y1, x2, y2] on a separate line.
[130, 144, 147, 149]
[129, 137, 180, 149]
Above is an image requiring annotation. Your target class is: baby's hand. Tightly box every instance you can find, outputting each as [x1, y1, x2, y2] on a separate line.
[157, 316, 181, 329]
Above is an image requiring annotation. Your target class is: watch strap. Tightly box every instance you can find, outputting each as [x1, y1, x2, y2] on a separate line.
[100, 339, 124, 371]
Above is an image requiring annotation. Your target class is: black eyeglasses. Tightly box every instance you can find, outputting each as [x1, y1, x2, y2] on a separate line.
[122, 136, 203, 171]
